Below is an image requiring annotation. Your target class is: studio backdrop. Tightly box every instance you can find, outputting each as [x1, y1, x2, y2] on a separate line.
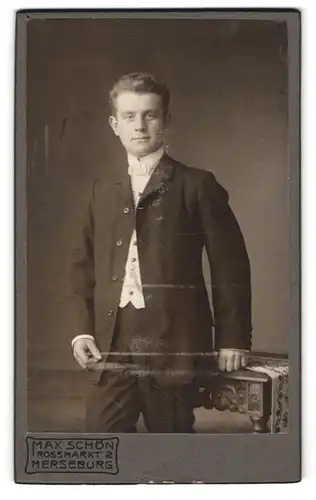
[26, 18, 289, 430]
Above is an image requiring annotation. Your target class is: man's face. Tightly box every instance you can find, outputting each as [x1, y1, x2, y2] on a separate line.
[109, 92, 169, 157]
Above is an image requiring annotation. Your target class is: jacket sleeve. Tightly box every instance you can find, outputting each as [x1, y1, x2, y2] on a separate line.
[198, 171, 252, 350]
[68, 181, 96, 343]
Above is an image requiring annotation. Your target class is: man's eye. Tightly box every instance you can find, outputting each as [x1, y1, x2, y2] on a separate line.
[146, 113, 154, 119]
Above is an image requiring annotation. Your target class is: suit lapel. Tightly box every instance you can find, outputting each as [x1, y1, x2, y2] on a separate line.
[139, 153, 175, 205]
[115, 168, 136, 212]
[113, 153, 175, 208]
[94, 166, 135, 238]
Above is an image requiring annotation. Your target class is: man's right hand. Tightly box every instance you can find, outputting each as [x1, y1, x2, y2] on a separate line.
[72, 338, 102, 370]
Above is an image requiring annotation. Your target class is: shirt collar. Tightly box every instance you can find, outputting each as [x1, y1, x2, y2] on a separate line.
[127, 146, 165, 177]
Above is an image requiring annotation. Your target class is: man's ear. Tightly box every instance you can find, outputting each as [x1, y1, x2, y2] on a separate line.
[109, 115, 119, 136]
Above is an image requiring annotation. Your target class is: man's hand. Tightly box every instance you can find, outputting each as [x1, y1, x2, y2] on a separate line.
[72, 338, 102, 370]
[217, 349, 248, 372]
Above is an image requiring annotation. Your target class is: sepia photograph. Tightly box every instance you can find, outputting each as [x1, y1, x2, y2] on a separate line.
[15, 9, 300, 483]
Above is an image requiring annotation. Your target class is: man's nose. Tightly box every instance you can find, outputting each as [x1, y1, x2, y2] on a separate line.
[134, 115, 146, 131]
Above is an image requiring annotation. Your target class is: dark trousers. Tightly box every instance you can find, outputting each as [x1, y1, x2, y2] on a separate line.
[85, 304, 197, 433]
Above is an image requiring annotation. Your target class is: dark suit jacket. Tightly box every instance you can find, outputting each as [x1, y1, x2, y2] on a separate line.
[69, 154, 252, 383]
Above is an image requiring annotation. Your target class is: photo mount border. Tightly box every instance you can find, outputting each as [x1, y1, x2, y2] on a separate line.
[14, 9, 301, 484]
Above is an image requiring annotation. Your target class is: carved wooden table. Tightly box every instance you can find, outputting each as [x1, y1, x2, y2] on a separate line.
[197, 369, 272, 433]
[196, 353, 288, 433]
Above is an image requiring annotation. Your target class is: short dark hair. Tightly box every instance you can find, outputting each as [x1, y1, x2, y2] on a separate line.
[109, 72, 170, 117]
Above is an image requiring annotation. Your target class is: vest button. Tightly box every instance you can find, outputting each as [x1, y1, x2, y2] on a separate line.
[112, 276, 118, 281]
[116, 240, 123, 247]
[108, 309, 114, 316]
[123, 207, 130, 214]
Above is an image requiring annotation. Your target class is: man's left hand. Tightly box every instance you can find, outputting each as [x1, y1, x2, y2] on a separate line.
[218, 349, 248, 372]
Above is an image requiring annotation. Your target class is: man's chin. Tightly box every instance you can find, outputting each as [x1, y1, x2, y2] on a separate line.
[128, 144, 155, 157]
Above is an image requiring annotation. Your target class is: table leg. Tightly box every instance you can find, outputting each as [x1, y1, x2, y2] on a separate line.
[250, 416, 269, 433]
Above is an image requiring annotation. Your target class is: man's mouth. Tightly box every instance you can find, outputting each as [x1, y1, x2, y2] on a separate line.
[132, 137, 150, 141]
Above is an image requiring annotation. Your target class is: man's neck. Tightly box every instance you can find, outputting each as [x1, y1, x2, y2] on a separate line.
[127, 146, 165, 166]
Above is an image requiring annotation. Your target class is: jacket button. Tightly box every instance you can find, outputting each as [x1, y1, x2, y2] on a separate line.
[123, 207, 130, 214]
[116, 240, 123, 247]
[112, 276, 118, 281]
[108, 309, 114, 316]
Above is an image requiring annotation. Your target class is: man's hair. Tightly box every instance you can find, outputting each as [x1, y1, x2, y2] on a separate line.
[109, 72, 170, 117]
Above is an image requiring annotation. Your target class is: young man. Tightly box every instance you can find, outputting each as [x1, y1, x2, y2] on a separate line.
[70, 72, 252, 433]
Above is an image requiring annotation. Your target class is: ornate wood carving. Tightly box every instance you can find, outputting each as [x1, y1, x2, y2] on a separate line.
[198, 374, 271, 433]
